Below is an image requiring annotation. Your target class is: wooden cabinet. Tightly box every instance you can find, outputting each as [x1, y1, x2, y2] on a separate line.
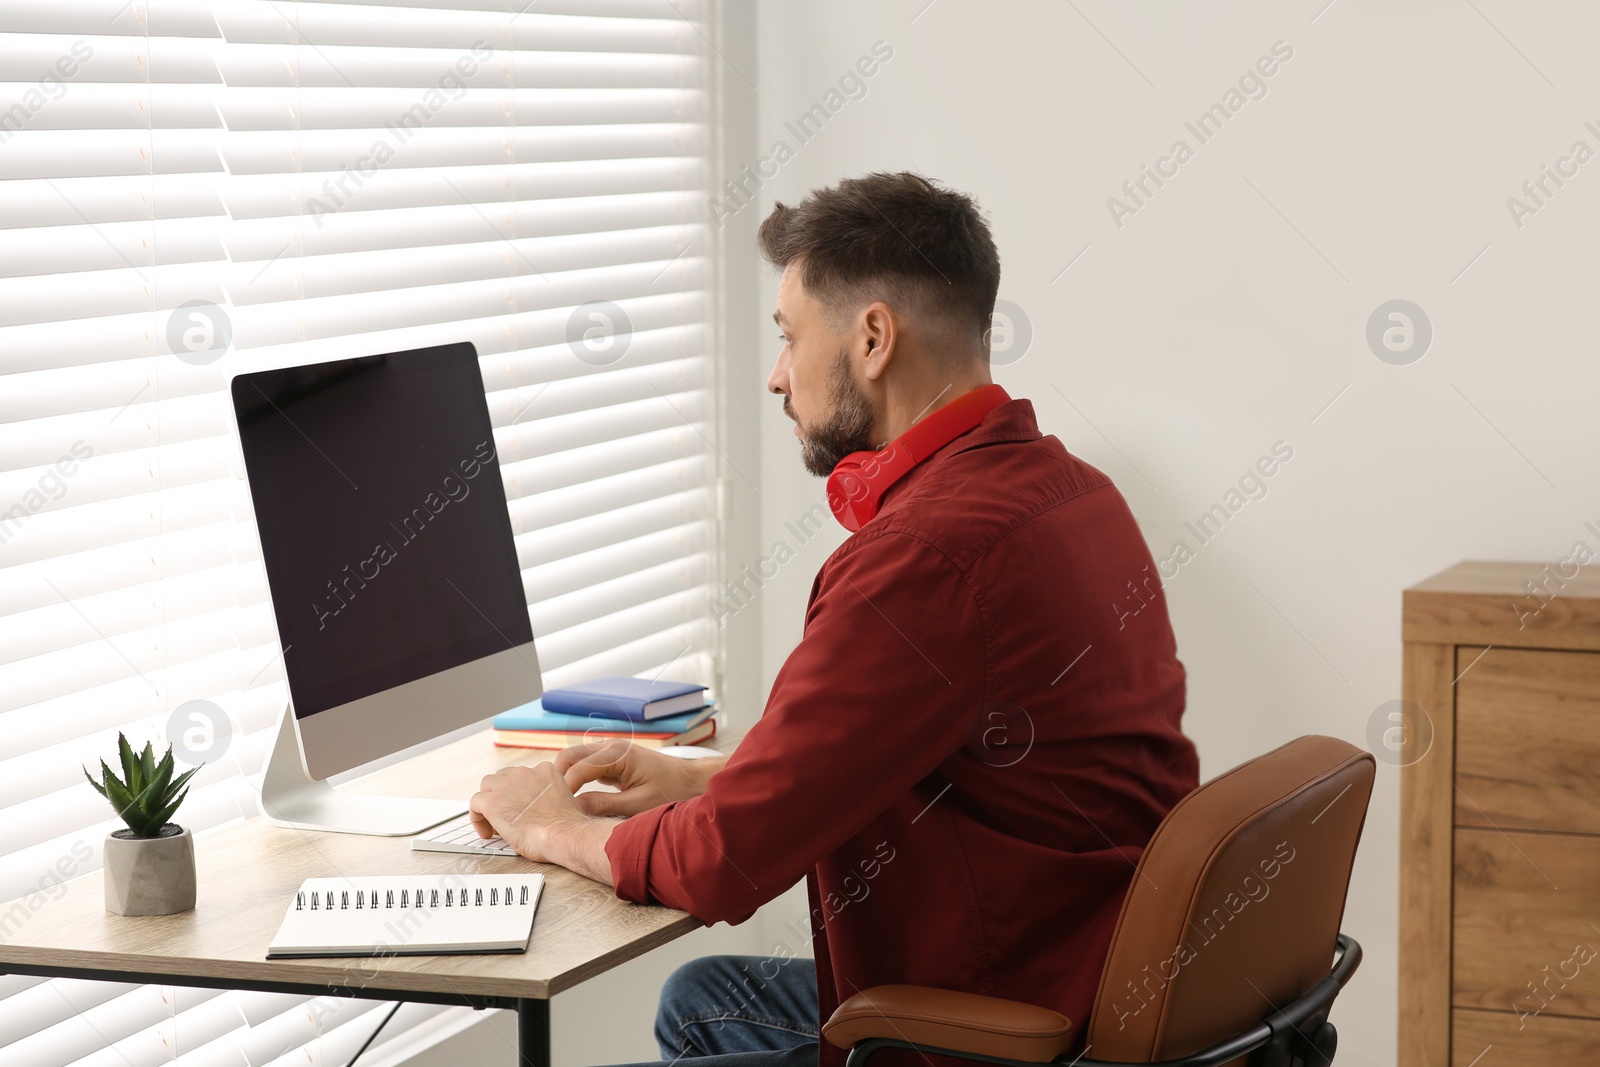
[1401, 561, 1600, 1067]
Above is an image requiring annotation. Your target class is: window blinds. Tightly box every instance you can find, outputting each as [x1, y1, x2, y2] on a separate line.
[0, 0, 716, 1061]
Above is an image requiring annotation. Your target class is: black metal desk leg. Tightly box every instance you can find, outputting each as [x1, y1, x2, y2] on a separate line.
[517, 998, 551, 1067]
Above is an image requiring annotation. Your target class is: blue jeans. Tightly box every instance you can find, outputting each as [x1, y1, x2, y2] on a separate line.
[622, 955, 820, 1067]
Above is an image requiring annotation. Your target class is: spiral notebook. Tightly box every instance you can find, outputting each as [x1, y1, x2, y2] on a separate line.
[266, 874, 544, 959]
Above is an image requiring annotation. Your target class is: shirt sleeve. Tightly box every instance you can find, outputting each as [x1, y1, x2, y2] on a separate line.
[605, 529, 988, 925]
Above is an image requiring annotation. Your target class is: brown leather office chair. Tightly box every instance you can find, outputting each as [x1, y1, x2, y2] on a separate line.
[823, 735, 1375, 1067]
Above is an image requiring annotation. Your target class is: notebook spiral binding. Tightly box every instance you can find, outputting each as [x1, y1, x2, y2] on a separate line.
[294, 884, 532, 911]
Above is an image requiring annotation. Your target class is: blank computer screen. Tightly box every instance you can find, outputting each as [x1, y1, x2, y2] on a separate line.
[232, 343, 532, 719]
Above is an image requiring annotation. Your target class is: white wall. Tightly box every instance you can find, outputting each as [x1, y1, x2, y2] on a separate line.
[734, 3, 1600, 1065]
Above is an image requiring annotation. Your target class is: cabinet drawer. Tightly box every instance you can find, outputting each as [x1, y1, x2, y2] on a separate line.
[1454, 1007, 1600, 1065]
[1455, 646, 1600, 835]
[1453, 828, 1600, 1017]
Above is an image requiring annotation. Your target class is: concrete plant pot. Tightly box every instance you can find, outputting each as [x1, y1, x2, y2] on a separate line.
[104, 824, 196, 916]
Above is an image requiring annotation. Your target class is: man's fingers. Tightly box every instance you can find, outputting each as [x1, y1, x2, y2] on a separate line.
[562, 756, 621, 794]
[552, 742, 602, 775]
[558, 740, 630, 791]
[554, 739, 630, 772]
[575, 786, 651, 818]
[468, 794, 496, 838]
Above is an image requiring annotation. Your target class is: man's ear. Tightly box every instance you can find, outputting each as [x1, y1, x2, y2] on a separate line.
[859, 302, 896, 382]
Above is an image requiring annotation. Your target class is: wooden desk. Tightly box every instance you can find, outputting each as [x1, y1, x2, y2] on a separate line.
[0, 729, 724, 1066]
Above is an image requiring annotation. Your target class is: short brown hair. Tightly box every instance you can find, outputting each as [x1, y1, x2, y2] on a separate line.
[757, 172, 1000, 340]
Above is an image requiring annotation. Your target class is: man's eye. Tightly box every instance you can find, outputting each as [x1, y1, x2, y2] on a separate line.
[778, 334, 789, 344]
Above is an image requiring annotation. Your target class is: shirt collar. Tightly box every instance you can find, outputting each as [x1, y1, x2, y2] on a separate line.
[876, 398, 1043, 513]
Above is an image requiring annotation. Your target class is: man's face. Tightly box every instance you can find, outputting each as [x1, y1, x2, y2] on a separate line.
[767, 266, 876, 476]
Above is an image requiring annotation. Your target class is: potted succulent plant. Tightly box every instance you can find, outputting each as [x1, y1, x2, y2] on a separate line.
[84, 734, 201, 916]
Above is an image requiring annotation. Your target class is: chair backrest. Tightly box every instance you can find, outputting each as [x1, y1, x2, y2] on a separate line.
[1084, 735, 1374, 1064]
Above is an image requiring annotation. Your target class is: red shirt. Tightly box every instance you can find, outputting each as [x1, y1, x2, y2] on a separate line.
[607, 399, 1198, 1063]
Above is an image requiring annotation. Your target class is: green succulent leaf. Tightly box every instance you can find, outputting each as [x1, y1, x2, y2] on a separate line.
[168, 764, 201, 801]
[138, 741, 157, 790]
[83, 766, 109, 799]
[101, 772, 139, 823]
[116, 733, 138, 792]
[144, 749, 176, 808]
[148, 790, 188, 832]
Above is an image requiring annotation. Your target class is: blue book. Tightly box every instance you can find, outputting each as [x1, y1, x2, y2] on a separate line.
[540, 676, 710, 722]
[493, 698, 715, 734]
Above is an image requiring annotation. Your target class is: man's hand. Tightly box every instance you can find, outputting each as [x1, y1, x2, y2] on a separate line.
[468, 763, 618, 884]
[553, 740, 725, 817]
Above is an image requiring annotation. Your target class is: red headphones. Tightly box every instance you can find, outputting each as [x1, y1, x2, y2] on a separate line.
[825, 384, 1010, 532]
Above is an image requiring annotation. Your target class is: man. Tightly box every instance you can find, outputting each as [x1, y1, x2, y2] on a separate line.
[469, 172, 1199, 1067]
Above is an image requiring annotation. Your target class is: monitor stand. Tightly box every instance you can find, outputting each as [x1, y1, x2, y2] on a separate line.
[258, 707, 467, 836]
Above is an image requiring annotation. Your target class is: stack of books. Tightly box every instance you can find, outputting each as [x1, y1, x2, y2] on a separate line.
[491, 676, 716, 751]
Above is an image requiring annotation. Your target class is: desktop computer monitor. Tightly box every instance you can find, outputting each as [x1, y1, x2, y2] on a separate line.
[231, 342, 541, 835]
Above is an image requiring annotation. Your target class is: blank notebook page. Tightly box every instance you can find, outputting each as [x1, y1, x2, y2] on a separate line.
[267, 874, 544, 959]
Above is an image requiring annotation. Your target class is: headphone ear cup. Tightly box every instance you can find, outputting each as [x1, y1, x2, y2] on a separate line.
[826, 457, 873, 533]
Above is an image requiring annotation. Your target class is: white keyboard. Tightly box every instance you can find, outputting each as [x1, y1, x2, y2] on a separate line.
[411, 815, 519, 857]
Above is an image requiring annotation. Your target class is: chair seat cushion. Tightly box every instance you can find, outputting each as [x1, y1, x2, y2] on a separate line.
[823, 984, 1076, 1063]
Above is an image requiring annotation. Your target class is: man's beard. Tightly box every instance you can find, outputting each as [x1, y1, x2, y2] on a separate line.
[791, 346, 877, 477]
